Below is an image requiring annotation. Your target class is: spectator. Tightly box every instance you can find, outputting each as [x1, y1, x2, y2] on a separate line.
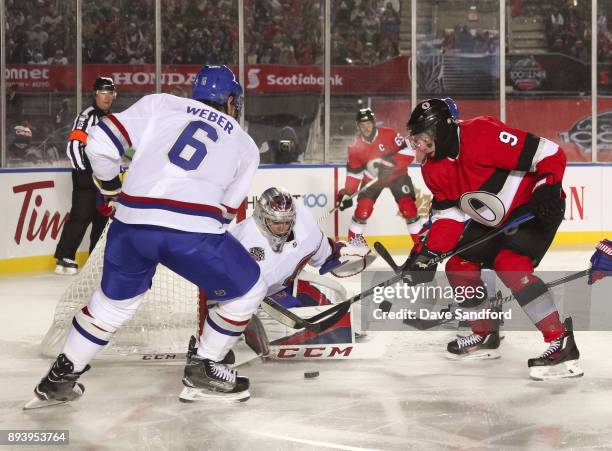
[48, 49, 68, 65]
[7, 123, 39, 166]
[361, 42, 378, 65]
[455, 25, 475, 53]
[28, 52, 48, 65]
[259, 126, 304, 164]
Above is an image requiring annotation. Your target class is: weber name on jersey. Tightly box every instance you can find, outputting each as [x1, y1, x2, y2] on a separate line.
[86, 93, 259, 233]
[230, 202, 332, 295]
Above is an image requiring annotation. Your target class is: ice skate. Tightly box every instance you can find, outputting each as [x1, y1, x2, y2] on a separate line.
[54, 258, 78, 275]
[528, 317, 583, 381]
[179, 352, 250, 403]
[186, 335, 235, 365]
[24, 354, 90, 410]
[447, 330, 501, 360]
[457, 305, 505, 340]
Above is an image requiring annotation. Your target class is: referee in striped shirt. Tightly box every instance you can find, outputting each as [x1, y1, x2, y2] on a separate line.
[54, 77, 117, 275]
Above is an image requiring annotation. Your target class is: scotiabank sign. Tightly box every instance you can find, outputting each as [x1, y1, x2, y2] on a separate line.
[5, 57, 410, 94]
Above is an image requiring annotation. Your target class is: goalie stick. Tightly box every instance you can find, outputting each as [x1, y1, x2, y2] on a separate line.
[262, 214, 535, 334]
[261, 295, 351, 333]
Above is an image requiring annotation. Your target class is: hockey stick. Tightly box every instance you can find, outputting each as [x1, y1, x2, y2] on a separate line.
[403, 269, 590, 330]
[375, 213, 536, 274]
[373, 213, 534, 321]
[317, 177, 379, 224]
[262, 214, 536, 333]
[261, 295, 351, 333]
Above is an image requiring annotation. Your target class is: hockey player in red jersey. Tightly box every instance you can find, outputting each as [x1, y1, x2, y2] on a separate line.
[405, 98, 582, 380]
[336, 108, 422, 244]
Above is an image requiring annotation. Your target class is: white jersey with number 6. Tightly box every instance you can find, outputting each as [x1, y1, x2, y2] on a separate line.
[86, 93, 259, 233]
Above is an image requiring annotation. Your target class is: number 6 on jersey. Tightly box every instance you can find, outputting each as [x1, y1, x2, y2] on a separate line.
[168, 121, 219, 170]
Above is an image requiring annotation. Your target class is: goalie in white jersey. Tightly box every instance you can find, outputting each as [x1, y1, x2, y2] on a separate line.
[27, 66, 267, 408]
[195, 187, 376, 359]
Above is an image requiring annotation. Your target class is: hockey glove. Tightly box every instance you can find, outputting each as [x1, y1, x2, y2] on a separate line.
[336, 189, 354, 211]
[403, 246, 440, 285]
[588, 239, 612, 285]
[95, 192, 116, 218]
[530, 183, 565, 226]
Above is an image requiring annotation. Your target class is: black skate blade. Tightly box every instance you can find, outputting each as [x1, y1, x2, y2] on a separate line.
[23, 397, 70, 410]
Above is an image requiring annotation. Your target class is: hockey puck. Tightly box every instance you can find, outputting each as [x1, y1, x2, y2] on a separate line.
[304, 371, 319, 379]
[379, 300, 393, 313]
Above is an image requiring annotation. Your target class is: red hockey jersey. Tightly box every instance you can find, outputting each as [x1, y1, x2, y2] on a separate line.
[344, 126, 415, 193]
[422, 116, 567, 253]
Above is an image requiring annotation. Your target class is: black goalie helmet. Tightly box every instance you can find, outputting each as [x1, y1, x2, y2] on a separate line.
[406, 98, 459, 160]
[254, 187, 297, 253]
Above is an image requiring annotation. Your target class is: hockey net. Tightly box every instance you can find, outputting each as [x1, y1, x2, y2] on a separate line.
[40, 222, 199, 358]
[40, 221, 347, 360]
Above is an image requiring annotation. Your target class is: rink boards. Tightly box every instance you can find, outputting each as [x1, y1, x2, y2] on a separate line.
[0, 164, 611, 273]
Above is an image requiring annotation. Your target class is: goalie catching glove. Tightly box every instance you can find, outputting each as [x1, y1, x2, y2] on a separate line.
[589, 238, 612, 285]
[319, 235, 376, 278]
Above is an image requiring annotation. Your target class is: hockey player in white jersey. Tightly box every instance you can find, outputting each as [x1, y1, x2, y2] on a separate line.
[195, 187, 375, 359]
[234, 187, 373, 297]
[27, 65, 266, 408]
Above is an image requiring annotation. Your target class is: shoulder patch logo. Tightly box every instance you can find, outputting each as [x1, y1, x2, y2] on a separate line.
[249, 246, 265, 261]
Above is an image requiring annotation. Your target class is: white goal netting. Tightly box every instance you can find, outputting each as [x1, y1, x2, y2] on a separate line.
[40, 223, 199, 358]
[41, 221, 348, 359]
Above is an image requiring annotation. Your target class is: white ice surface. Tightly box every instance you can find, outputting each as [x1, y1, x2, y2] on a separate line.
[1, 248, 611, 450]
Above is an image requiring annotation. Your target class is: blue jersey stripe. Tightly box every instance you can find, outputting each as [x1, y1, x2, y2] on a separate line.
[72, 318, 109, 346]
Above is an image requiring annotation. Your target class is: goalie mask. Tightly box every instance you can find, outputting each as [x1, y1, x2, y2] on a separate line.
[254, 187, 296, 253]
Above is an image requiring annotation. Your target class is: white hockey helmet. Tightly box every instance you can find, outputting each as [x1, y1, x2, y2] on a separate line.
[254, 187, 296, 253]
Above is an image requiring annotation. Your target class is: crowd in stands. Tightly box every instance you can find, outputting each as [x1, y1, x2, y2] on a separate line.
[597, 12, 612, 62]
[83, 1, 155, 64]
[545, 1, 589, 60]
[5, 0, 73, 64]
[6, 0, 402, 67]
[440, 25, 499, 54]
[331, 0, 401, 65]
